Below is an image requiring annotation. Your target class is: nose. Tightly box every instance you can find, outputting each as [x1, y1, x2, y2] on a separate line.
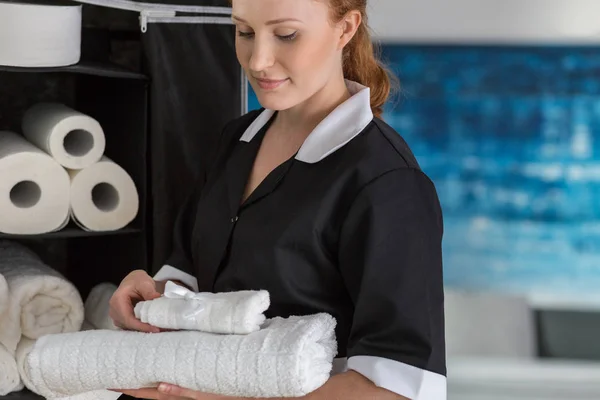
[248, 36, 275, 73]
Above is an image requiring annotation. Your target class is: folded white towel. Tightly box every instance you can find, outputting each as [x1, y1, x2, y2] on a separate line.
[0, 241, 84, 352]
[0, 272, 22, 395]
[17, 338, 120, 400]
[21, 313, 337, 399]
[0, 344, 22, 395]
[83, 283, 118, 331]
[134, 281, 270, 334]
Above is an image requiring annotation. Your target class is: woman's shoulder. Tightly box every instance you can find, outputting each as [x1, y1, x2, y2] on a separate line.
[340, 116, 424, 178]
[374, 117, 421, 168]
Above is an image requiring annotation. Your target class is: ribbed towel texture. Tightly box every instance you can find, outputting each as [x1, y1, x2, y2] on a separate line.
[20, 313, 337, 399]
[134, 281, 270, 334]
[0, 272, 21, 395]
[0, 241, 84, 347]
[0, 241, 83, 394]
[83, 283, 118, 331]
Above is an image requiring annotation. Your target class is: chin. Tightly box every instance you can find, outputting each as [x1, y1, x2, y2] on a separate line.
[254, 92, 298, 111]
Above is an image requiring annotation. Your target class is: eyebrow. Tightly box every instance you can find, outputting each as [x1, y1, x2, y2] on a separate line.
[231, 15, 302, 25]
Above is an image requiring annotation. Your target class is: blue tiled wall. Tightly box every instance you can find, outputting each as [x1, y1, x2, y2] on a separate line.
[248, 45, 600, 300]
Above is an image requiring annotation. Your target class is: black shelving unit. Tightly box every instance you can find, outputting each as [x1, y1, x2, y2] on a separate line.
[0, 225, 141, 239]
[2, 389, 41, 400]
[0, 62, 147, 80]
[0, 60, 150, 299]
[0, 3, 242, 398]
[1, 61, 149, 400]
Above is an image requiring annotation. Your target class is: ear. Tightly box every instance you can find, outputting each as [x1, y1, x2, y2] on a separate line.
[337, 10, 362, 50]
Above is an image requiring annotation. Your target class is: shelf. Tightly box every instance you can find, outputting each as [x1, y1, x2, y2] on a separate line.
[1, 389, 42, 400]
[1, 390, 132, 400]
[0, 226, 141, 239]
[0, 61, 148, 81]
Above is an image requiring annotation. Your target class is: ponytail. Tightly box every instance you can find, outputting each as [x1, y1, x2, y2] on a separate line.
[332, 1, 398, 118]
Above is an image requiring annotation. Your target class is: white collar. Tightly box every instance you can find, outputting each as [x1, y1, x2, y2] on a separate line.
[239, 80, 374, 164]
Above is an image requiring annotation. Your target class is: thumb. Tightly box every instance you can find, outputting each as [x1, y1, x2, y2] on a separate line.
[158, 384, 199, 399]
[138, 279, 161, 301]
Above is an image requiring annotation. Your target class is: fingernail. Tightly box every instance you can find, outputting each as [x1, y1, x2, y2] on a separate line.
[158, 383, 169, 393]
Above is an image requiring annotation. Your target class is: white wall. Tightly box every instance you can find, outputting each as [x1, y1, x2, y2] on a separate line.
[368, 0, 600, 44]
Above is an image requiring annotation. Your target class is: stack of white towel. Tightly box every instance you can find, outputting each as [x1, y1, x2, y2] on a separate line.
[134, 281, 270, 334]
[0, 240, 84, 395]
[20, 281, 338, 399]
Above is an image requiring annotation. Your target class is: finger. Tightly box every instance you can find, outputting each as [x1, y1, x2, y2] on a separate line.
[138, 280, 161, 301]
[108, 297, 129, 329]
[157, 384, 199, 399]
[115, 295, 160, 333]
[122, 311, 160, 333]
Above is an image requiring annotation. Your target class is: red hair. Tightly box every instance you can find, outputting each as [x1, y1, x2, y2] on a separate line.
[231, 0, 397, 118]
[328, 0, 397, 118]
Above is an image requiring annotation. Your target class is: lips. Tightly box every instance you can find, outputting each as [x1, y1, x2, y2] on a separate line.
[255, 78, 289, 90]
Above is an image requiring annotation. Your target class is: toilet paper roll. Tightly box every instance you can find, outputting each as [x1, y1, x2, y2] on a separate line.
[69, 157, 139, 231]
[22, 103, 106, 170]
[0, 1, 81, 67]
[0, 131, 71, 235]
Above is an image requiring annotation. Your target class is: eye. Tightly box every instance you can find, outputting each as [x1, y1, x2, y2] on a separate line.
[237, 30, 254, 39]
[277, 31, 298, 42]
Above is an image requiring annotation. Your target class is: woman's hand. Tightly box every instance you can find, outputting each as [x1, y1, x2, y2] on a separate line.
[156, 384, 230, 400]
[108, 269, 162, 333]
[116, 385, 230, 400]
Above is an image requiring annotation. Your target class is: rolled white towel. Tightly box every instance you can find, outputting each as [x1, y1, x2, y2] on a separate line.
[0, 272, 7, 317]
[84, 283, 118, 330]
[15, 338, 35, 392]
[0, 272, 22, 395]
[0, 267, 20, 357]
[0, 344, 22, 395]
[134, 281, 270, 334]
[20, 313, 337, 399]
[0, 241, 84, 348]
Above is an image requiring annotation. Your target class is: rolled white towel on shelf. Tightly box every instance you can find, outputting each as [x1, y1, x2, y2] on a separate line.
[134, 281, 270, 334]
[0, 273, 8, 330]
[0, 272, 7, 317]
[0, 241, 84, 348]
[16, 339, 35, 393]
[20, 313, 337, 399]
[0, 273, 22, 395]
[83, 283, 118, 331]
[0, 344, 22, 395]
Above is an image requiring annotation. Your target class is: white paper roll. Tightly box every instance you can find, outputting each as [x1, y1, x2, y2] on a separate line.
[22, 103, 106, 170]
[0, 131, 71, 235]
[69, 157, 139, 231]
[0, 1, 81, 68]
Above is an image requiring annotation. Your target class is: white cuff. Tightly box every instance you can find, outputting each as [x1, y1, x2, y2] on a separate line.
[153, 265, 199, 292]
[347, 355, 447, 400]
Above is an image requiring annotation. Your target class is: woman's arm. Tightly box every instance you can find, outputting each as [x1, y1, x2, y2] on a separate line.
[292, 371, 408, 400]
[118, 168, 445, 400]
[118, 371, 407, 399]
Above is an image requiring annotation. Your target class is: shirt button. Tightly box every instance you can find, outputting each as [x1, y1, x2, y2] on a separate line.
[231, 216, 239, 223]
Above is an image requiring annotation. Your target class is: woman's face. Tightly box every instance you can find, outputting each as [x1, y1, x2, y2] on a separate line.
[232, 0, 346, 111]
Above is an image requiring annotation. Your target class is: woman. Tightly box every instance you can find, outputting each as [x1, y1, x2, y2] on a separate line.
[110, 0, 446, 399]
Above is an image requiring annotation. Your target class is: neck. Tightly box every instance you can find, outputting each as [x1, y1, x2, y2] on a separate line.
[274, 74, 351, 136]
